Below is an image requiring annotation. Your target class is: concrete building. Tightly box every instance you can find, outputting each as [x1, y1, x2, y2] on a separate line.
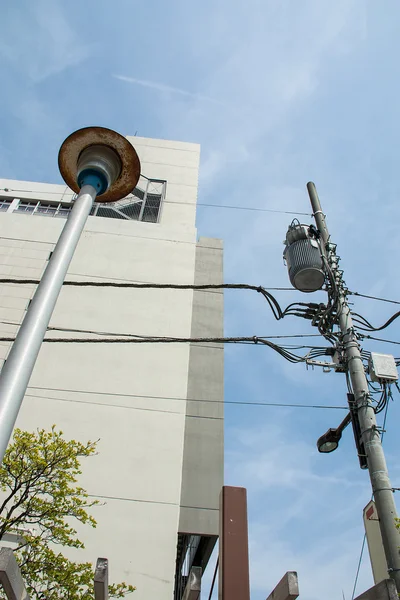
[0, 135, 224, 599]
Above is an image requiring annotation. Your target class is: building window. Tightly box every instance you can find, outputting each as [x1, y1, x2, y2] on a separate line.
[0, 176, 166, 224]
[0, 198, 12, 211]
[16, 201, 36, 213]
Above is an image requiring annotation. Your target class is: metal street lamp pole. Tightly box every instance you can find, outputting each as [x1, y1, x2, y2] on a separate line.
[0, 127, 140, 462]
[307, 181, 400, 591]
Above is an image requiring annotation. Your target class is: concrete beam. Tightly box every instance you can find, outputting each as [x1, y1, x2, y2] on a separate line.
[354, 579, 397, 600]
[0, 547, 30, 600]
[265, 572, 299, 600]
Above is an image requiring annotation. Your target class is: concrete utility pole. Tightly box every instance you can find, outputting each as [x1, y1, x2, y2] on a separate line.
[307, 182, 400, 592]
[0, 127, 140, 462]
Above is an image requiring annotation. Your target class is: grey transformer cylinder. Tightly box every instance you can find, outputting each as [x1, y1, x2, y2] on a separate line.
[284, 224, 325, 293]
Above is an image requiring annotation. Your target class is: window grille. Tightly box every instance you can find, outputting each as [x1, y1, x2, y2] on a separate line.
[0, 198, 12, 211]
[0, 175, 166, 224]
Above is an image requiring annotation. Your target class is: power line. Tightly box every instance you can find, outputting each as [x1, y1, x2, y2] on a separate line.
[0, 279, 297, 322]
[349, 291, 400, 306]
[352, 310, 400, 332]
[25, 393, 223, 420]
[87, 493, 177, 507]
[2, 269, 399, 308]
[1, 335, 253, 344]
[0, 278, 289, 292]
[0, 335, 335, 367]
[0, 321, 329, 346]
[351, 534, 366, 600]
[196, 202, 311, 216]
[208, 557, 219, 600]
[86, 492, 218, 511]
[0, 321, 324, 341]
[361, 334, 400, 346]
[0, 318, 331, 346]
[0, 279, 311, 324]
[0, 274, 294, 292]
[27, 384, 349, 410]
[0, 187, 311, 216]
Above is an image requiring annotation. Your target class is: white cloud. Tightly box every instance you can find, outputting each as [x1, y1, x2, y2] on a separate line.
[113, 74, 224, 105]
[155, 0, 366, 186]
[0, 0, 91, 82]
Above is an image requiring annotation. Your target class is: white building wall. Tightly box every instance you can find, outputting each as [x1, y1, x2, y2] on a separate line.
[0, 136, 223, 599]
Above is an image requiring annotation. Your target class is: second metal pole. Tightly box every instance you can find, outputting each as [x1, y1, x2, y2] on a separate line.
[0, 185, 97, 462]
[307, 182, 400, 591]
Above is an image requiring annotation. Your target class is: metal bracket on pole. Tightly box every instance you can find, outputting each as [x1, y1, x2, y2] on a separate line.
[305, 359, 340, 369]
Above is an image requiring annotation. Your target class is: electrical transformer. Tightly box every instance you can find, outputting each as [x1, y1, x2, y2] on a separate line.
[284, 222, 325, 292]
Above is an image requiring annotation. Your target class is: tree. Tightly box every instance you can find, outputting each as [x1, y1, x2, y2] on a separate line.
[0, 427, 135, 600]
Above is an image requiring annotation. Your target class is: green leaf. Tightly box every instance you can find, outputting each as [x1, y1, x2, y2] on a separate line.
[0, 428, 135, 600]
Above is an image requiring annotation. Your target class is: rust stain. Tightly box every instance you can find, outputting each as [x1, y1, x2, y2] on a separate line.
[58, 126, 141, 203]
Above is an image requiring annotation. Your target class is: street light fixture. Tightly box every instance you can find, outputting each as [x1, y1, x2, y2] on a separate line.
[0, 126, 140, 463]
[317, 412, 352, 453]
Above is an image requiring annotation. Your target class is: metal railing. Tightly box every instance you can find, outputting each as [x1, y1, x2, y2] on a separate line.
[0, 175, 166, 224]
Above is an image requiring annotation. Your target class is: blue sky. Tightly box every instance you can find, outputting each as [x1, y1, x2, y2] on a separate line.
[1, 1, 400, 599]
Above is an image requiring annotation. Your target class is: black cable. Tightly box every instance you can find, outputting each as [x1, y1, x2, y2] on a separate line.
[352, 311, 400, 332]
[0, 278, 281, 292]
[0, 279, 285, 320]
[374, 384, 388, 414]
[25, 393, 223, 420]
[63, 271, 294, 290]
[0, 334, 254, 344]
[317, 255, 338, 333]
[0, 187, 312, 216]
[27, 384, 349, 410]
[0, 334, 335, 367]
[208, 557, 219, 600]
[368, 380, 383, 395]
[0, 320, 324, 340]
[196, 202, 311, 216]
[362, 335, 400, 346]
[349, 291, 400, 306]
[0, 277, 323, 324]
